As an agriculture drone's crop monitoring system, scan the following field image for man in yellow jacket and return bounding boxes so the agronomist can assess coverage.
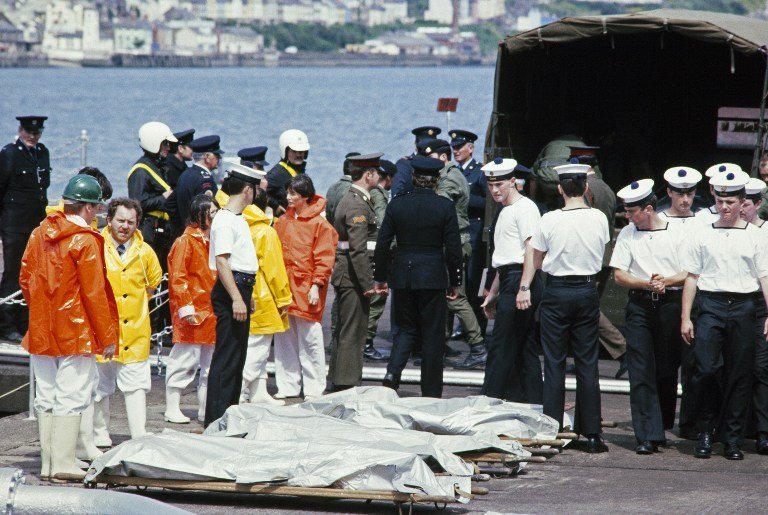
[94,198,163,444]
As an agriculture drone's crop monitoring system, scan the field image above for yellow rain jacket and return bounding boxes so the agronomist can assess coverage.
[100,227,163,363]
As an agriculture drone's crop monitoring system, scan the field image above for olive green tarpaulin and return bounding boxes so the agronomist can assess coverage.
[486,9,768,189]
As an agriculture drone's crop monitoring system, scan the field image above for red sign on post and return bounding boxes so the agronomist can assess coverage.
[437,98,459,112]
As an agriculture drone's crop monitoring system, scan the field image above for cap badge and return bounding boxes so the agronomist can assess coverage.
[450,132,456,138]
[425,147,432,153]
[720,185,727,192]
[489,171,494,177]
[427,129,434,136]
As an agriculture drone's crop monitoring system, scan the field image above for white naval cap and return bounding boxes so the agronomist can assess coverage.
[617,179,655,207]
[663,167,702,191]
[482,157,518,181]
[225,160,266,184]
[553,163,590,178]
[709,169,750,196]
[745,177,766,199]
[705,162,742,178]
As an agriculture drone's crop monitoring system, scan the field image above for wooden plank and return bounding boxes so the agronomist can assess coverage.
[498,436,566,447]
[458,452,547,463]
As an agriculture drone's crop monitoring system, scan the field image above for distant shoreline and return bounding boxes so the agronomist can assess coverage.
[1,52,495,68]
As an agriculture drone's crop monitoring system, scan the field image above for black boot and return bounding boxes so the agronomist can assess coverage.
[757,433,768,455]
[453,344,488,370]
[694,432,713,458]
[382,373,400,390]
[363,339,386,361]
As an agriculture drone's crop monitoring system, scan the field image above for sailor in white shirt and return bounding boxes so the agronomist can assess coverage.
[742,177,768,454]
[479,158,543,403]
[659,166,702,224]
[681,169,768,460]
[695,163,743,224]
[204,161,263,427]
[611,179,688,454]
[532,162,609,453]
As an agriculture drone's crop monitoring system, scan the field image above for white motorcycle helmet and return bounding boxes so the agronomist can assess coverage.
[139,121,177,154]
[278,129,310,160]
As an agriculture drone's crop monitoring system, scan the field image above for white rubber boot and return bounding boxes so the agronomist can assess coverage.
[37,411,52,479]
[50,414,86,481]
[250,378,285,405]
[197,384,207,423]
[124,390,151,439]
[76,403,103,462]
[92,397,112,448]
[164,387,191,424]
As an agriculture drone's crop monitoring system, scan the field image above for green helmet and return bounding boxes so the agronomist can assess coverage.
[62,175,104,205]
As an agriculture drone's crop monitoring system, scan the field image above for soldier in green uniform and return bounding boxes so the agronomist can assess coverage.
[365,160,396,361]
[329,153,383,390]
[422,139,486,368]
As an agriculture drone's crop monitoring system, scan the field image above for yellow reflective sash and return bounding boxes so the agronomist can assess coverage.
[281,161,298,177]
[127,162,170,220]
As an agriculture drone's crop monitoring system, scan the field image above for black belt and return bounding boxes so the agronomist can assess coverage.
[497,263,523,274]
[628,289,682,303]
[547,274,597,285]
[232,271,256,286]
[699,290,759,301]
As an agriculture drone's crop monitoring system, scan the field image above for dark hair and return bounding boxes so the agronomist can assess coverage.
[349,164,375,181]
[288,174,315,200]
[253,187,268,212]
[188,194,218,231]
[633,194,658,211]
[343,152,361,176]
[78,167,113,200]
[221,175,250,196]
[169,141,180,154]
[560,176,587,198]
[107,197,142,222]
[413,174,439,189]
[63,202,85,215]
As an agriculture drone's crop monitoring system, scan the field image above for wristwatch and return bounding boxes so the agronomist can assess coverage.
[519,285,530,292]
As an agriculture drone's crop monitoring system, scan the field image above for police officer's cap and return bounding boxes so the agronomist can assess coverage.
[663,166,701,192]
[449,129,478,148]
[417,138,451,157]
[710,169,750,196]
[411,126,441,142]
[348,152,383,169]
[411,156,444,177]
[173,129,195,146]
[237,146,269,167]
[617,179,655,207]
[189,135,224,155]
[225,161,265,185]
[705,162,741,178]
[16,115,47,133]
[746,177,766,201]
[514,163,531,178]
[379,159,397,176]
[482,157,517,181]
[62,175,105,205]
[567,145,599,164]
[553,162,590,179]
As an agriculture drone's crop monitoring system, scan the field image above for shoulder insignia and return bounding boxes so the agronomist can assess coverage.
[352,215,367,224]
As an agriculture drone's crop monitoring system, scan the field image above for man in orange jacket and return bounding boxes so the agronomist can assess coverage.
[20,175,119,481]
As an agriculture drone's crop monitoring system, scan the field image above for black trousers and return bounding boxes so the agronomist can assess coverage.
[387,289,446,398]
[540,278,601,435]
[0,230,30,335]
[624,290,682,444]
[482,267,543,403]
[694,291,756,444]
[678,296,701,437]
[466,218,487,336]
[204,275,254,427]
[753,302,768,433]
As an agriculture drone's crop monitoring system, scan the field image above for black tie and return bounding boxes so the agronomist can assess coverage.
[117,244,126,256]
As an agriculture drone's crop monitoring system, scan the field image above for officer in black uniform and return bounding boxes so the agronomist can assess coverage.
[265,129,309,217]
[165,129,194,188]
[374,156,463,398]
[391,126,441,197]
[0,115,50,342]
[448,129,488,341]
[238,146,270,172]
[167,135,222,239]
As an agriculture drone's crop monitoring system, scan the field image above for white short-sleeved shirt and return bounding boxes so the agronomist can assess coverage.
[694,205,719,225]
[610,221,685,288]
[681,222,768,293]
[492,196,541,267]
[209,208,258,274]
[532,207,609,276]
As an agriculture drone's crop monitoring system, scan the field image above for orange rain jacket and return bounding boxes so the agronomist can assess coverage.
[167,226,217,345]
[274,195,338,323]
[20,212,119,356]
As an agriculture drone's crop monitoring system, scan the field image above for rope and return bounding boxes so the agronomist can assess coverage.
[0,381,29,400]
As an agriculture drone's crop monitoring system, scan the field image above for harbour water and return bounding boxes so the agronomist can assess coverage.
[1,66,494,197]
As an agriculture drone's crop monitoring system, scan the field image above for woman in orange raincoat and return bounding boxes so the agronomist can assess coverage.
[273,174,338,399]
[164,195,219,423]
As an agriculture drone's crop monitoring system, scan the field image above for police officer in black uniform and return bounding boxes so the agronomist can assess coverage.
[165,128,194,188]
[166,135,221,240]
[391,126,441,197]
[0,115,50,342]
[374,156,463,398]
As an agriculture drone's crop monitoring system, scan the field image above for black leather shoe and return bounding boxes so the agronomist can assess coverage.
[585,434,608,453]
[757,433,768,455]
[363,339,387,361]
[382,373,399,390]
[445,345,461,358]
[1,331,23,343]
[453,344,488,370]
[614,354,628,379]
[723,443,744,460]
[694,432,713,458]
[635,441,654,455]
